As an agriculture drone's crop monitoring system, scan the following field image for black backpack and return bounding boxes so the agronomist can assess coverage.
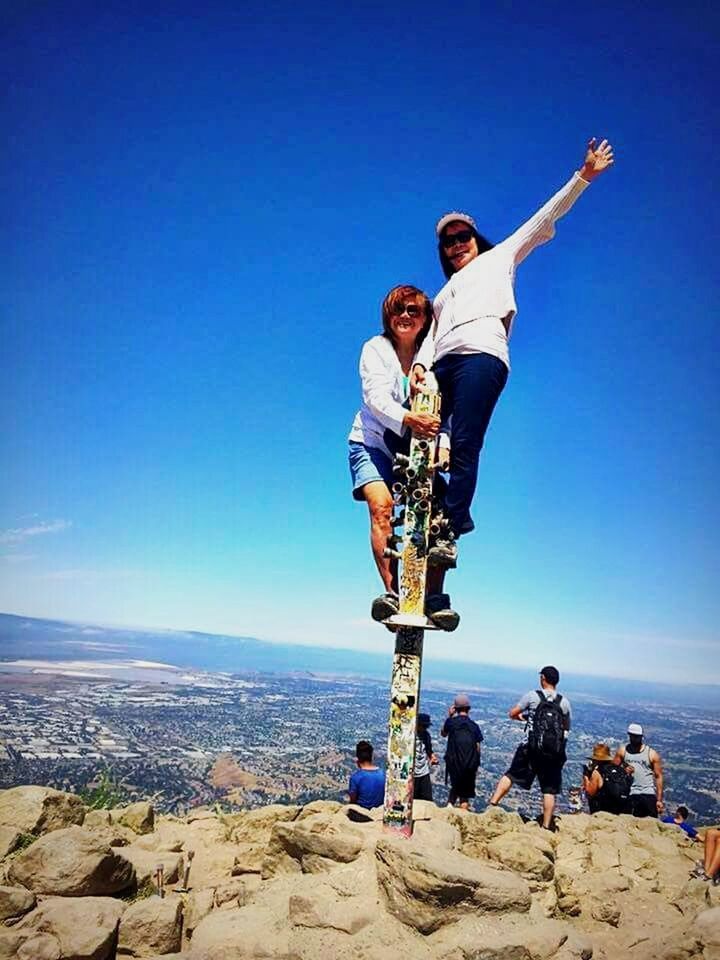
[597,761,632,804]
[445,717,481,778]
[528,691,565,758]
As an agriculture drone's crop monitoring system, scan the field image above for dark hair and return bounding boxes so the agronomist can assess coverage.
[438,224,494,279]
[381,284,433,351]
[676,805,689,820]
[356,740,373,763]
[540,665,560,686]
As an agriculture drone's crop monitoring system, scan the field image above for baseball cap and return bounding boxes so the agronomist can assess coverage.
[454,693,471,709]
[628,723,644,736]
[417,712,431,726]
[540,665,560,686]
[435,211,477,237]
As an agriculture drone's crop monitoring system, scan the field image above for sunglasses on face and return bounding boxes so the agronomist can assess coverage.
[391,304,423,318]
[441,229,474,249]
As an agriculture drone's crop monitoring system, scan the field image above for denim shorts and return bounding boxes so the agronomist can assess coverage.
[348,441,394,501]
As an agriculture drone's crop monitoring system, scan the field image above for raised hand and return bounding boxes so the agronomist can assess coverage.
[580,137,614,181]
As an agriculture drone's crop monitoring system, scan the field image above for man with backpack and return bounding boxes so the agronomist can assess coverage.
[614,723,664,818]
[488,665,571,830]
[582,742,632,814]
[441,694,483,809]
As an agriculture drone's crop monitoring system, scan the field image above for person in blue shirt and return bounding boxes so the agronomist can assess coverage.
[348,740,385,810]
[661,805,698,839]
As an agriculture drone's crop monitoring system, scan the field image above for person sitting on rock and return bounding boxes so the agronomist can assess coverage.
[414,712,439,802]
[348,740,385,810]
[614,723,664,818]
[582,742,632,815]
[488,666,571,831]
[691,827,720,884]
[441,694,483,810]
[661,805,698,839]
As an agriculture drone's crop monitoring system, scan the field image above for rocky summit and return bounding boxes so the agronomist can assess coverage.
[0,786,718,959]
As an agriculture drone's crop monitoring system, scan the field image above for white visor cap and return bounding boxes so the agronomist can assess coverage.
[436,211,477,237]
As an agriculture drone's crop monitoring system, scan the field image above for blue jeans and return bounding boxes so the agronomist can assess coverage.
[434,352,508,536]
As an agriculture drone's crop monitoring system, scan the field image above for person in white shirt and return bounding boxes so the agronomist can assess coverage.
[413,139,615,567]
[348,284,458,630]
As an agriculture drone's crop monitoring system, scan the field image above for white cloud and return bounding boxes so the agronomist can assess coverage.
[0,519,72,545]
[0,553,36,563]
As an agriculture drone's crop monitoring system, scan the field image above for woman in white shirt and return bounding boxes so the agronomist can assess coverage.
[348,284,458,630]
[414,138,615,566]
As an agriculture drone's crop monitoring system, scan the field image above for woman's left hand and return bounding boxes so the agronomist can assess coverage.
[579,138,614,181]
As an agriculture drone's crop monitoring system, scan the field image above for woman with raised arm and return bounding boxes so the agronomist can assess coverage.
[413,139,615,568]
[348,284,458,631]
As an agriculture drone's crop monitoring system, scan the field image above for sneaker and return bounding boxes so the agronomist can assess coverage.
[428,538,458,569]
[371,591,399,622]
[713,873,720,886]
[426,593,460,632]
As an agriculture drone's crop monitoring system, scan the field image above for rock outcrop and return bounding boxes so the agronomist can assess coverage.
[1,784,719,960]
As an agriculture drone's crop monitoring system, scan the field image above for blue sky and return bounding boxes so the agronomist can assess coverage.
[2,0,718,684]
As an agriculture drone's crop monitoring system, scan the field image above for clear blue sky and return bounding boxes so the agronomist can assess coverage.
[2,1,719,683]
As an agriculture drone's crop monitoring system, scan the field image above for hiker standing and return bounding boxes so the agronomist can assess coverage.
[614,723,664,818]
[414,712,438,802]
[489,665,571,831]
[441,694,483,809]
[582,742,632,815]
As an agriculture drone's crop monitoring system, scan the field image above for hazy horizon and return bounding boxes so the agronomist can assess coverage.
[2,611,718,710]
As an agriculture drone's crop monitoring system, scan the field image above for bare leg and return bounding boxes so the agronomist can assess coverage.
[705,828,720,875]
[363,481,395,592]
[489,775,513,806]
[542,793,556,829]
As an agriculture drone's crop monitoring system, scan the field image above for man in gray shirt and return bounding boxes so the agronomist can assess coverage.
[489,665,571,830]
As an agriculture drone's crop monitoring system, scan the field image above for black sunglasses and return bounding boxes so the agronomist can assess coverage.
[441,228,474,249]
[391,303,423,318]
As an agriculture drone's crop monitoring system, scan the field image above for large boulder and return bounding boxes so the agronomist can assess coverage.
[115,845,183,886]
[295,800,342,821]
[0,883,35,921]
[231,805,300,844]
[692,906,720,959]
[429,915,587,960]
[288,884,374,934]
[262,814,364,879]
[117,894,183,956]
[0,786,85,836]
[0,827,21,860]
[8,825,135,896]
[190,904,293,959]
[110,802,155,836]
[12,895,123,960]
[486,830,555,881]
[0,932,23,960]
[375,837,531,934]
[184,887,215,938]
[449,805,524,859]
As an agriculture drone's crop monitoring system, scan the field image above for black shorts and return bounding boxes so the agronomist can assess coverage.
[413,773,433,802]
[447,768,478,800]
[505,742,565,796]
[630,793,658,818]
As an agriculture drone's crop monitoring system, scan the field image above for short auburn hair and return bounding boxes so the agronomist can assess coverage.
[381,284,433,351]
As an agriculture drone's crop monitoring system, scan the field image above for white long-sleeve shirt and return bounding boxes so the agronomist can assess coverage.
[348,335,410,457]
[415,172,590,372]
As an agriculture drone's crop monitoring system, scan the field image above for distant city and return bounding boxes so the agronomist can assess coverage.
[1,612,718,824]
